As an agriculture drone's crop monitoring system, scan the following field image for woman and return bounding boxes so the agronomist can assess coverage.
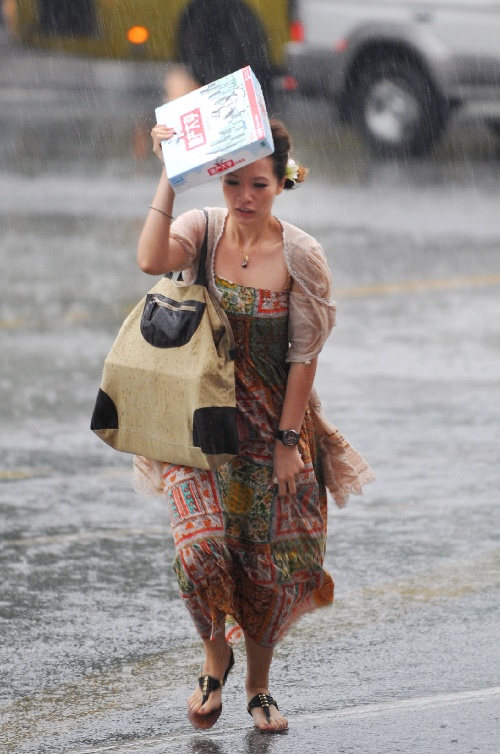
[136,119,373,732]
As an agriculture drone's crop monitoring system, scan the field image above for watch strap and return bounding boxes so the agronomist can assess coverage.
[276,429,300,446]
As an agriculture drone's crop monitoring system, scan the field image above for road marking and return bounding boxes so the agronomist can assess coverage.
[0,469,41,480]
[299,685,500,721]
[337,272,500,298]
[0,467,53,481]
[54,687,500,753]
[1,275,499,333]
[0,466,130,485]
[0,316,25,329]
[3,526,166,547]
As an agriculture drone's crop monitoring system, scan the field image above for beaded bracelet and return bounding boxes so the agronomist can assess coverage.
[148,205,174,220]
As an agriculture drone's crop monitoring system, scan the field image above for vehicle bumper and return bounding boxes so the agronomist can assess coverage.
[286,42,500,110]
[285,42,343,98]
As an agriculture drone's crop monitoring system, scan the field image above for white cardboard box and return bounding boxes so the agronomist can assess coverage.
[155,66,274,193]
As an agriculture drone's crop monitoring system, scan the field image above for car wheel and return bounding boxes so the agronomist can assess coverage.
[351,56,448,157]
[178,0,272,104]
[486,120,500,138]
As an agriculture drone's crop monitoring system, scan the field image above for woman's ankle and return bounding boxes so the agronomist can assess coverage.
[202,638,231,678]
[245,683,270,699]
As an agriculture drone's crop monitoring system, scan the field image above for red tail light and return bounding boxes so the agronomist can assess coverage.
[289,20,305,43]
[282,75,298,91]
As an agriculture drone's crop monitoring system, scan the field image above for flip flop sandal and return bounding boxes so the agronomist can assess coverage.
[222,647,235,685]
[247,692,287,732]
[187,648,235,730]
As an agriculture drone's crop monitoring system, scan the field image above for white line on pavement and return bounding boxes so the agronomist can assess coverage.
[4,526,166,547]
[60,686,500,754]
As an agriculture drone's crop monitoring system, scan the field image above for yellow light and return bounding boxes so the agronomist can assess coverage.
[127,26,149,45]
[2,0,19,38]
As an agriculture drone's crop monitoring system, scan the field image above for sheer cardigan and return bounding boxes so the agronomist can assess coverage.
[133,207,374,507]
[170,207,336,363]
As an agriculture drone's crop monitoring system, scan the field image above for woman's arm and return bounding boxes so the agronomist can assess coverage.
[137,125,187,275]
[273,357,318,497]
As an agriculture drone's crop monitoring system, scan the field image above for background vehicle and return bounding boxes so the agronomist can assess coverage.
[2,0,295,101]
[286,0,500,156]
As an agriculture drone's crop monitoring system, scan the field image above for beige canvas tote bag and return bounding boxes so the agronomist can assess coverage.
[91,210,239,469]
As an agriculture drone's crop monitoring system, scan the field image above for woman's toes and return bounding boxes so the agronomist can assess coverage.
[188,686,222,716]
[250,705,288,731]
[187,689,203,713]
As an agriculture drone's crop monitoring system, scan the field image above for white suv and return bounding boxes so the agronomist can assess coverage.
[286,0,500,156]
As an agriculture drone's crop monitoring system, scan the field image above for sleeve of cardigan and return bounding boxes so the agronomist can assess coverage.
[286,240,337,363]
[169,208,206,270]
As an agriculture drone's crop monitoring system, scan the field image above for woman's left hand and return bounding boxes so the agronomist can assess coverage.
[272,443,305,497]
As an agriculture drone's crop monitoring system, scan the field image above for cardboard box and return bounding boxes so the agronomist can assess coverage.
[155,66,274,193]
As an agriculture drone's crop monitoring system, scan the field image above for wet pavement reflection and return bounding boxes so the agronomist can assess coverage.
[1,29,500,754]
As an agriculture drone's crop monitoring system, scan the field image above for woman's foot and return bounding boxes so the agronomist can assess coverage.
[247,690,288,732]
[187,643,234,719]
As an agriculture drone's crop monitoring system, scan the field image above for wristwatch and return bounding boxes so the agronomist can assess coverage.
[276,429,300,446]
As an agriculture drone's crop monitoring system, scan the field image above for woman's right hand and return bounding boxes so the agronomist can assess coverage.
[151,125,176,163]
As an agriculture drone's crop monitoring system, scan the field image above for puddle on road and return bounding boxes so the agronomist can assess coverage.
[2,547,499,753]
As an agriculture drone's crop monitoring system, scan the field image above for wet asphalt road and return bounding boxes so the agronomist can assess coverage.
[1,30,500,754]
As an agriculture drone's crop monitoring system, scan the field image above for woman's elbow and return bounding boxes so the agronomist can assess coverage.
[137,258,154,275]
[137,247,161,275]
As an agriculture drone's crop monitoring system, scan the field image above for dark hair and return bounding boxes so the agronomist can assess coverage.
[270,118,308,189]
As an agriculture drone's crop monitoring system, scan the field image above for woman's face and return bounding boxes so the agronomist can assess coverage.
[222,157,285,225]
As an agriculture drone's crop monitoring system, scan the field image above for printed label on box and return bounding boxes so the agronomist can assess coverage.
[243,67,264,140]
[208,159,235,176]
[156,66,273,193]
[181,108,206,151]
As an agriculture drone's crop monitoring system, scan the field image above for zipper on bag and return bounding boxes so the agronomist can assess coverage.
[152,296,197,313]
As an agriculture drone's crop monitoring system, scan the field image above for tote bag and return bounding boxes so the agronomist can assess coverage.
[91,211,239,469]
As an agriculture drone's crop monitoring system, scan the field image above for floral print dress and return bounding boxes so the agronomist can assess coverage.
[162,275,334,648]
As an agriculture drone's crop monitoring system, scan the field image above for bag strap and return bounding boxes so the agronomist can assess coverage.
[194,209,209,287]
[165,209,209,285]
[193,208,237,360]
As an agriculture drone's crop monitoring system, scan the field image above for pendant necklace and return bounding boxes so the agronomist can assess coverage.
[242,253,250,268]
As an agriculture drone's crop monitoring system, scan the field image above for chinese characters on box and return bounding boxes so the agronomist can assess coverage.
[155,67,274,193]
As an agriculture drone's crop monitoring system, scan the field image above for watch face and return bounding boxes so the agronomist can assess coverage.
[281,430,300,446]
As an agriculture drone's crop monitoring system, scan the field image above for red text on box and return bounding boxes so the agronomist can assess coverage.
[181,108,206,151]
[208,159,235,176]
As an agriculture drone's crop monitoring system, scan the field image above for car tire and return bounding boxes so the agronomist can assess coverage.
[178,0,273,104]
[351,56,448,157]
[486,120,500,138]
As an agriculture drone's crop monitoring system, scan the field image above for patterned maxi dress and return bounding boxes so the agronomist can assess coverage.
[162,275,334,648]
